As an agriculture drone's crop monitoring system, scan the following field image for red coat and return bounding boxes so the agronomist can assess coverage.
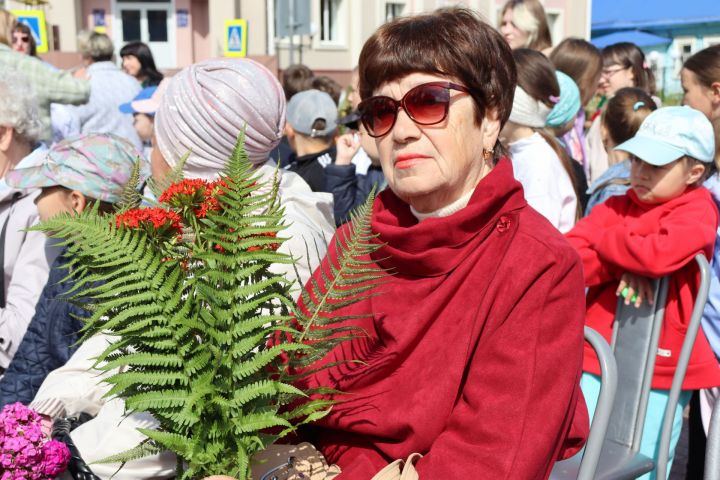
[299,159,588,479]
[565,187,720,390]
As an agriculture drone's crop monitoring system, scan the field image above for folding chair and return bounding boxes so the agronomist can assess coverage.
[551,326,618,480]
[552,254,710,480]
[706,393,720,480]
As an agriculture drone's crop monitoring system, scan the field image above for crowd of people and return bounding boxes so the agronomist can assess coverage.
[0,1,719,479]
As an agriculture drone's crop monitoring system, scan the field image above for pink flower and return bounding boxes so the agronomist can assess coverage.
[40,440,70,477]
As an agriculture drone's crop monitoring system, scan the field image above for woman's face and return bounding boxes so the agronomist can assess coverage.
[598,63,634,97]
[12,30,31,55]
[500,9,529,50]
[372,72,499,213]
[681,68,718,121]
[122,55,142,78]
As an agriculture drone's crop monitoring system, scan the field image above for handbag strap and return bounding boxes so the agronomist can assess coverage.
[0,192,22,309]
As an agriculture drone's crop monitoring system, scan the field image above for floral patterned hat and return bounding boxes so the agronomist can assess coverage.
[6,133,144,203]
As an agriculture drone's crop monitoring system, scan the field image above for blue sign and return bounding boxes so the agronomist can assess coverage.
[19,17,40,44]
[177,9,189,28]
[93,9,105,27]
[224,19,247,57]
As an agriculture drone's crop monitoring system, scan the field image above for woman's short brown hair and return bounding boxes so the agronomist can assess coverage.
[358,7,517,133]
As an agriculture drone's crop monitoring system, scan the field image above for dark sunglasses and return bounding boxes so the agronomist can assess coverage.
[358,81,470,138]
[13,35,30,44]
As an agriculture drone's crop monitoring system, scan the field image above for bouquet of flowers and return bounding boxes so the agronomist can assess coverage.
[0,403,70,480]
[36,135,385,480]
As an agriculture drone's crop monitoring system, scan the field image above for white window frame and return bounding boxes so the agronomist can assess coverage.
[315,0,346,48]
[544,8,563,47]
[673,36,697,76]
[704,35,720,48]
[384,1,406,23]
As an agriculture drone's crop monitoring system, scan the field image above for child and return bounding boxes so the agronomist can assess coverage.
[585,87,656,214]
[681,44,720,477]
[0,133,142,407]
[586,42,656,183]
[119,79,168,160]
[566,106,720,479]
[501,48,579,232]
[285,89,338,192]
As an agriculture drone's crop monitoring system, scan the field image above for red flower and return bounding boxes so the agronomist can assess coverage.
[159,179,209,204]
[116,208,183,233]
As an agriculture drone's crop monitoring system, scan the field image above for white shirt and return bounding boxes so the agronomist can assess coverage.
[508,132,577,233]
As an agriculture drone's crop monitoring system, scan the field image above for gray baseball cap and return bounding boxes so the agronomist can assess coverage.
[287,89,338,137]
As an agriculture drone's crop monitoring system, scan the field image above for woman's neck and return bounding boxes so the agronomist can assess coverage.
[502,121,535,144]
[0,138,32,179]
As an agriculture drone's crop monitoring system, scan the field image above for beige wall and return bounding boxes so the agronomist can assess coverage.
[208,0,237,58]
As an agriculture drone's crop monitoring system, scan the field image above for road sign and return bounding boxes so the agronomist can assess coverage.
[11,9,48,53]
[224,19,248,58]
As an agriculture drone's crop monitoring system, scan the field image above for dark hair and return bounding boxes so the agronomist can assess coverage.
[602,87,656,146]
[282,64,314,101]
[684,45,720,90]
[501,0,553,51]
[602,42,656,95]
[513,48,581,220]
[12,22,36,56]
[119,41,163,86]
[358,7,516,161]
[307,75,342,104]
[550,38,602,107]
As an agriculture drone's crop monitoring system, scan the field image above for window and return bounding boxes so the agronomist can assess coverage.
[385,2,404,22]
[320,0,341,42]
[147,9,168,42]
[545,10,562,46]
[121,10,141,42]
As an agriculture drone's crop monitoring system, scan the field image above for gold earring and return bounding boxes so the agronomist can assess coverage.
[482,148,494,161]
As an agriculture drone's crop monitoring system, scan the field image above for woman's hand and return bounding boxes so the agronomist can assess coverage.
[335,132,361,166]
[616,272,654,308]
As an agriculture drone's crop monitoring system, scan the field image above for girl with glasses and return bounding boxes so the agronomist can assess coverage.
[586,42,657,184]
[11,22,35,57]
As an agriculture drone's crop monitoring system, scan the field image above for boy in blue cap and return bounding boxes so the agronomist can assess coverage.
[0,133,143,407]
[566,106,719,478]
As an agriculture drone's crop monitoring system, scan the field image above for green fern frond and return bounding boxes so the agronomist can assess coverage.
[116,158,144,213]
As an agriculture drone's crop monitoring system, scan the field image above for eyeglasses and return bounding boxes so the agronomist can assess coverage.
[358,81,470,138]
[12,35,30,44]
[601,66,627,79]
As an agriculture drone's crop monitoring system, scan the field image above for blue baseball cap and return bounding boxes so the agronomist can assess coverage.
[615,106,715,166]
[119,86,158,115]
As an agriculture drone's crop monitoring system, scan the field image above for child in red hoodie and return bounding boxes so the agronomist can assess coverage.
[566,105,720,479]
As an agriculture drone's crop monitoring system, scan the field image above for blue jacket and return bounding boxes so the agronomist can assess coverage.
[325,163,385,226]
[703,175,720,360]
[584,160,631,216]
[0,252,87,406]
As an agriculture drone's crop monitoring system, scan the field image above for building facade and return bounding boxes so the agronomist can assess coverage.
[4,0,590,80]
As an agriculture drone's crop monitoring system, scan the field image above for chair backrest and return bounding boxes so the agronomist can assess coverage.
[606,276,670,451]
[706,392,720,480]
[656,254,711,479]
[576,326,618,480]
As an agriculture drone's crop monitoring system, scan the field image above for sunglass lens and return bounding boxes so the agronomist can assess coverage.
[362,97,397,137]
[405,85,449,125]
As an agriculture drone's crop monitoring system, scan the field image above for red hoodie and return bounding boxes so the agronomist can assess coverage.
[299,159,588,479]
[566,187,720,390]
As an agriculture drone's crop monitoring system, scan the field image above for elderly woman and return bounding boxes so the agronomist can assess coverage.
[0,67,61,370]
[281,8,587,479]
[30,58,335,479]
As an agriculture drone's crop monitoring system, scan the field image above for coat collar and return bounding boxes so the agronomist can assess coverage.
[370,158,527,277]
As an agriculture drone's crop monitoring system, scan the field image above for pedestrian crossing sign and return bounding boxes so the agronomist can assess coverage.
[224,19,248,58]
[11,10,49,54]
